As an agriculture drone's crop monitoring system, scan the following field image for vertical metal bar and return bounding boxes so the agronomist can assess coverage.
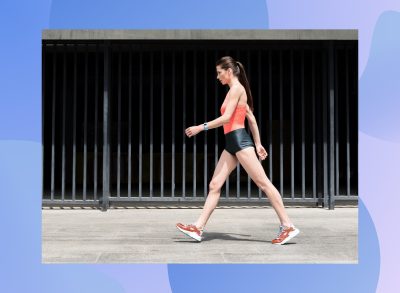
[42,45,46,199]
[226,141,230,196]
[161,51,165,197]
[204,50,208,198]
[94,46,99,201]
[193,51,197,197]
[236,49,240,199]
[345,49,351,196]
[182,51,186,198]
[301,50,305,199]
[312,50,317,199]
[290,50,295,199]
[72,47,77,202]
[83,47,88,201]
[226,164,230,198]
[354,46,358,197]
[117,50,121,198]
[279,50,284,197]
[139,52,143,198]
[322,48,328,207]
[102,43,110,211]
[225,49,231,199]
[237,135,241,195]
[213,50,221,196]
[258,49,262,199]
[335,48,339,197]
[150,51,154,197]
[50,49,56,202]
[128,50,132,198]
[214,51,218,172]
[247,50,251,198]
[226,144,230,195]
[62,52,66,202]
[172,52,176,198]
[268,50,273,182]
[328,42,335,209]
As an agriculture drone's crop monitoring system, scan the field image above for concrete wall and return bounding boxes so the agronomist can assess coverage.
[42,29,357,40]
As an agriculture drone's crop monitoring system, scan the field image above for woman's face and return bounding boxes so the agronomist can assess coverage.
[216,65,232,85]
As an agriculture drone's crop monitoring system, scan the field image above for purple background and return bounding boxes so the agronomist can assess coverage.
[1,0,399,292]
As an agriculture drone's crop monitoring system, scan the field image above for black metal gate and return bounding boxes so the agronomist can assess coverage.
[42,36,358,210]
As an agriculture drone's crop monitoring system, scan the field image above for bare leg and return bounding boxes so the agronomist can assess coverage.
[194,150,238,229]
[235,147,293,227]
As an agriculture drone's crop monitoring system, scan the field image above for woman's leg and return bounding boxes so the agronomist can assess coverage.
[194,150,238,229]
[235,147,293,227]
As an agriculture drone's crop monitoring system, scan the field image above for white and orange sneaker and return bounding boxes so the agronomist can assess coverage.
[176,223,203,242]
[272,225,300,245]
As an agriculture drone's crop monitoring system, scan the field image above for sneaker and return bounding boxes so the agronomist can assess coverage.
[272,225,300,245]
[176,223,203,242]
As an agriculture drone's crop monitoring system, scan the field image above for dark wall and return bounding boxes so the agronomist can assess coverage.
[42,40,358,205]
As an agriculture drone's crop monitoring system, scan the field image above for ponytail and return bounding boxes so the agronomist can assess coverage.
[236,61,254,112]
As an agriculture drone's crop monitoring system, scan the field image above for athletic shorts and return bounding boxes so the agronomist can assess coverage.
[224,128,255,155]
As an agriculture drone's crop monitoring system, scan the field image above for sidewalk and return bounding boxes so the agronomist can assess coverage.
[42,205,358,264]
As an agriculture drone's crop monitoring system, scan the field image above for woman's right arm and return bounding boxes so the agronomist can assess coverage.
[185,86,242,137]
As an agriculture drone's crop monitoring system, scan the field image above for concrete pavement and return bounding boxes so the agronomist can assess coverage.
[42,205,357,264]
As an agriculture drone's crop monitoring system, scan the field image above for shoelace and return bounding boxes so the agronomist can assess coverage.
[276,226,284,238]
[189,224,204,232]
[276,225,296,238]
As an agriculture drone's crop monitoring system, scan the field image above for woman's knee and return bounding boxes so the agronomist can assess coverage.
[259,182,282,200]
[209,178,223,193]
[260,185,271,196]
[257,180,274,195]
[252,176,268,191]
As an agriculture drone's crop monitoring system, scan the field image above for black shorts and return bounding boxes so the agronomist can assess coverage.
[225,128,255,155]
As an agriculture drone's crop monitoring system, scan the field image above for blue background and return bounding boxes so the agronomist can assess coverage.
[1,0,399,292]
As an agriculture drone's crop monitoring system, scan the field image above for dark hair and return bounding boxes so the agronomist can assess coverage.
[216,56,254,112]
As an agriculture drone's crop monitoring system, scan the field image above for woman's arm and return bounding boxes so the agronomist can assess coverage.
[246,108,268,160]
[246,108,261,146]
[185,86,243,137]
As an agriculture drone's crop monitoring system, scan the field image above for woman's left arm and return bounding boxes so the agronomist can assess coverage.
[246,108,268,160]
[246,108,261,146]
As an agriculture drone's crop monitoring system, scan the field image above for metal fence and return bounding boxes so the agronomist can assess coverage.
[42,40,358,210]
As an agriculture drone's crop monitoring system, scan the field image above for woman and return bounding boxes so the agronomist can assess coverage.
[176,56,299,245]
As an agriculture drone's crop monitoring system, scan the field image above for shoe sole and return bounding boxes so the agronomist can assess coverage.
[273,228,300,245]
[176,226,202,242]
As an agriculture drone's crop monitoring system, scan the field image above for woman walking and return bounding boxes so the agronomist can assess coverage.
[176,56,299,245]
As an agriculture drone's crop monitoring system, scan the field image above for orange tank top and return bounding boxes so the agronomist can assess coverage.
[220,100,247,134]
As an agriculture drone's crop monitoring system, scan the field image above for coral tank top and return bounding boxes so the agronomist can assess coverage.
[220,99,247,134]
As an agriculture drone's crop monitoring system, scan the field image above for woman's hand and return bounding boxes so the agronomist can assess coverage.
[256,144,268,161]
[185,125,202,138]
